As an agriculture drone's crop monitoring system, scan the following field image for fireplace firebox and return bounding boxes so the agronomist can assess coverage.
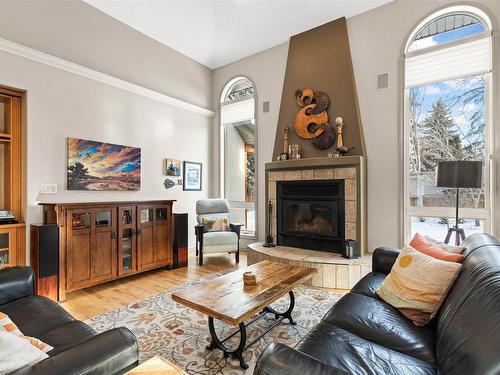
[277,180,345,253]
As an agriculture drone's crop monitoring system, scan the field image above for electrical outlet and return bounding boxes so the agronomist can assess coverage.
[40,184,58,194]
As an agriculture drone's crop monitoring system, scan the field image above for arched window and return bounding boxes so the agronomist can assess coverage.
[403,6,493,241]
[220,77,256,237]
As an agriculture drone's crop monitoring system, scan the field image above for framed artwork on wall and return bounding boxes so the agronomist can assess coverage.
[67,137,141,191]
[165,158,182,176]
[183,161,202,191]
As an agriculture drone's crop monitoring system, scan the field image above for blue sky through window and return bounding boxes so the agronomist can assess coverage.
[410,76,484,148]
[410,23,485,51]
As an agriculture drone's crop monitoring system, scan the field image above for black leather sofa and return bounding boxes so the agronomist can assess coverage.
[0,266,139,375]
[255,233,500,375]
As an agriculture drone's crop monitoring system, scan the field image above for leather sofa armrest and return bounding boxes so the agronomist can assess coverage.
[229,223,242,238]
[11,327,139,375]
[0,266,34,305]
[372,247,401,274]
[254,343,350,375]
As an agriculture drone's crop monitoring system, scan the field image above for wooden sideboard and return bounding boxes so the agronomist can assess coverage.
[40,200,175,301]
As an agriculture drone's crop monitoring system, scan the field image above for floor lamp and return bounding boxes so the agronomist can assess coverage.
[436,160,482,245]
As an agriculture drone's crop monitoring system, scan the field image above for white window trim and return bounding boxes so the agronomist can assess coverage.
[402,7,494,244]
[219,77,258,239]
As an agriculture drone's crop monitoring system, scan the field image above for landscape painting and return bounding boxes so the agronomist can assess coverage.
[67,138,141,191]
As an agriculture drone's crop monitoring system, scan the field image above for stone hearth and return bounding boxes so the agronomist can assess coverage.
[247,243,371,289]
[265,155,366,254]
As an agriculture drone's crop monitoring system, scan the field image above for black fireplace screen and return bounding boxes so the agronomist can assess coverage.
[277,180,345,253]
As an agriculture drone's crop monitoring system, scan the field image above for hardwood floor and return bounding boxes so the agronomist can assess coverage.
[61,252,246,320]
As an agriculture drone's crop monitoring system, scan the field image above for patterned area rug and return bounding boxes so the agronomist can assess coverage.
[86,272,341,374]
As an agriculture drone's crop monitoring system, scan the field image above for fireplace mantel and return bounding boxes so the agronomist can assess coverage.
[266,155,363,171]
[265,155,366,255]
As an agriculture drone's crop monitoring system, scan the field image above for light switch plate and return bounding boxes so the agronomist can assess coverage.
[40,184,58,194]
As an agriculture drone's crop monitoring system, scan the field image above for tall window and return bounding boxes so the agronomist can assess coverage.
[220,77,256,237]
[404,7,493,240]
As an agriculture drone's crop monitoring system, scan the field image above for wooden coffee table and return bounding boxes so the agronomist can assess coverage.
[171,260,316,369]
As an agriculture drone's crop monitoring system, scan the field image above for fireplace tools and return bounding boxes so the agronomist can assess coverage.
[263,200,276,247]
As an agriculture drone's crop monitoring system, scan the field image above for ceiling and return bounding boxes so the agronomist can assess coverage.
[84,0,392,69]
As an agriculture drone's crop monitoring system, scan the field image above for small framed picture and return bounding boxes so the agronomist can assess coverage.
[165,158,182,176]
[183,161,202,191]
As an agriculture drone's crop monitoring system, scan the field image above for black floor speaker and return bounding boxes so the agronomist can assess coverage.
[173,213,188,268]
[30,224,59,301]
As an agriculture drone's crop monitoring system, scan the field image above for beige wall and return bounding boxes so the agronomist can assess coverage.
[0,50,212,253]
[213,0,500,250]
[212,43,289,239]
[0,1,214,260]
[0,0,212,108]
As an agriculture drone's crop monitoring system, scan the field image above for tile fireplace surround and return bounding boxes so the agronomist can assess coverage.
[248,156,369,289]
[265,155,366,254]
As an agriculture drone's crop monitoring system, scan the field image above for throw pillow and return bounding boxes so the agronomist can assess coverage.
[410,233,464,263]
[424,235,465,254]
[0,312,53,353]
[0,331,48,374]
[202,217,229,232]
[376,245,462,326]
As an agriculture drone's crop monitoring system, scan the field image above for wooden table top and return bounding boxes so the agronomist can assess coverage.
[171,260,316,325]
[126,356,188,375]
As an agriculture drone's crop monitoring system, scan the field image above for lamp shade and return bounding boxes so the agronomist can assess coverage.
[436,161,482,189]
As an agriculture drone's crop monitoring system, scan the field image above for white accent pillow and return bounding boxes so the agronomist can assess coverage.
[0,331,48,374]
[424,235,465,254]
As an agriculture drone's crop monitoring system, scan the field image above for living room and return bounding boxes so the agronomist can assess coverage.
[0,0,499,374]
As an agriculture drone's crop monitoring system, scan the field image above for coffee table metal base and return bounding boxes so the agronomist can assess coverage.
[206,290,296,369]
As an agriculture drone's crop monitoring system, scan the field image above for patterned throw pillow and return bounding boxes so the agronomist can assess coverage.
[376,245,462,326]
[423,235,465,255]
[410,233,464,263]
[0,312,53,353]
[202,217,230,232]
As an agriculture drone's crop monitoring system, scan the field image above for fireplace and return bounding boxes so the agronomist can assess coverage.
[277,180,345,253]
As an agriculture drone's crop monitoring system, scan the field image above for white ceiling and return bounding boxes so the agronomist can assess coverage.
[85,0,392,69]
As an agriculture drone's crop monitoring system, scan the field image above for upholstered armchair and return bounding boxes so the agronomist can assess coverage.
[195,199,242,266]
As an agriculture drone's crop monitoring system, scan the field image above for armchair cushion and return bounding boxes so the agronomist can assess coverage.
[202,231,238,254]
[202,216,230,232]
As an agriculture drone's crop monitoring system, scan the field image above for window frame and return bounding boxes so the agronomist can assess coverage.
[219,76,258,239]
[401,6,494,243]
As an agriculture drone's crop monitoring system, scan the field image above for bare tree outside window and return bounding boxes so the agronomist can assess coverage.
[408,75,486,210]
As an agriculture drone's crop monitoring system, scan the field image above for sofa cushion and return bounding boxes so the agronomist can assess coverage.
[0,296,74,338]
[0,331,48,374]
[296,323,436,375]
[323,292,436,364]
[376,245,462,326]
[350,272,386,298]
[410,233,464,262]
[40,320,97,356]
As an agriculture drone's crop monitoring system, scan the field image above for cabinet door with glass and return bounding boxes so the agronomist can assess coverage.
[0,228,16,269]
[118,206,137,276]
[137,206,155,271]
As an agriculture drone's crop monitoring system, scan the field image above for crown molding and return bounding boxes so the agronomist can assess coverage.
[0,37,215,117]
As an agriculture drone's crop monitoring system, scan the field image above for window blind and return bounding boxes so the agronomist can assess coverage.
[221,98,254,124]
[405,35,491,88]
